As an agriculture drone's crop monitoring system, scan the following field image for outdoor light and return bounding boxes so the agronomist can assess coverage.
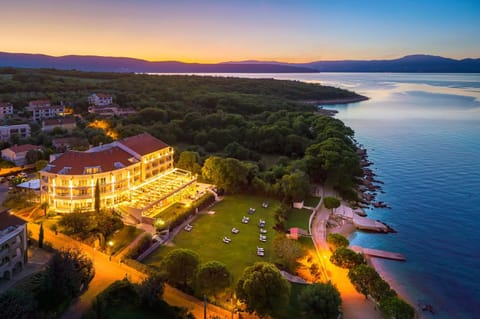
[108,241,114,247]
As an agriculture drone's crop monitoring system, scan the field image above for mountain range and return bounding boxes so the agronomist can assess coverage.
[1,52,479,73]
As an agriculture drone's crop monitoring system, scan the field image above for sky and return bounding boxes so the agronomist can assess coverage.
[1,0,479,63]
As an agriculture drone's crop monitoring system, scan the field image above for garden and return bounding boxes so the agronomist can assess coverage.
[143,194,280,282]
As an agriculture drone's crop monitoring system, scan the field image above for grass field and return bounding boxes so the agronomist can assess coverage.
[284,208,312,231]
[143,194,280,282]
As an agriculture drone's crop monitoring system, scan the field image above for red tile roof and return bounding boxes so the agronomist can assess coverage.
[47,147,134,175]
[43,117,76,126]
[119,132,169,156]
[94,93,112,99]
[29,99,50,106]
[8,144,41,154]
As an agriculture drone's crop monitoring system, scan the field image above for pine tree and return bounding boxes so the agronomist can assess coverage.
[39,223,44,248]
[94,179,100,213]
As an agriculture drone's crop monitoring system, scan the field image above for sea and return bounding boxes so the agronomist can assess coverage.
[158,72,480,318]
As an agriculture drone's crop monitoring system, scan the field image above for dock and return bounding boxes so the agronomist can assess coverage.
[351,246,406,261]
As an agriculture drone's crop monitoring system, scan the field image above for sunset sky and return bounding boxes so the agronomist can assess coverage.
[1,0,479,63]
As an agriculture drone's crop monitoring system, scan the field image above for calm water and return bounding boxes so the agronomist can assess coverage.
[160,72,480,318]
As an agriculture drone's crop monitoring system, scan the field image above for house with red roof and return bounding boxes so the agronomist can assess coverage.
[1,144,42,166]
[88,93,113,107]
[42,117,77,132]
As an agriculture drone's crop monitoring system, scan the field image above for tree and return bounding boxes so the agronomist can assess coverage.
[35,159,48,171]
[326,233,349,251]
[236,262,290,318]
[161,249,200,290]
[40,201,49,216]
[379,296,415,319]
[38,223,44,248]
[58,212,93,236]
[38,248,94,308]
[347,264,380,298]
[272,235,304,273]
[279,170,311,202]
[137,273,165,308]
[370,278,396,303]
[298,282,341,319]
[330,247,365,269]
[94,179,100,213]
[176,151,202,175]
[0,289,37,319]
[323,197,341,214]
[201,156,249,193]
[196,261,232,298]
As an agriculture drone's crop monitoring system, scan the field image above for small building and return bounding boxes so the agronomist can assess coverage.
[0,124,31,142]
[52,137,90,152]
[28,99,51,110]
[1,144,42,166]
[88,93,113,107]
[42,117,77,132]
[0,102,14,119]
[88,104,136,117]
[32,105,65,121]
[0,210,28,280]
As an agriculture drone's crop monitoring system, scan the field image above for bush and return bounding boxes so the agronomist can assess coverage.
[330,247,365,269]
[326,233,349,251]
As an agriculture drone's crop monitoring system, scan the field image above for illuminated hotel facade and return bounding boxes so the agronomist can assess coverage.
[40,133,196,214]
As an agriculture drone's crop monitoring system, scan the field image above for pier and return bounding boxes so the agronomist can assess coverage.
[351,246,406,261]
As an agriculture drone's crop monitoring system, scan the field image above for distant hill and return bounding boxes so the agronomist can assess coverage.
[0,52,317,73]
[0,52,479,73]
[299,55,480,73]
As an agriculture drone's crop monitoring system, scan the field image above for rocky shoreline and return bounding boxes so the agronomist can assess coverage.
[355,145,392,211]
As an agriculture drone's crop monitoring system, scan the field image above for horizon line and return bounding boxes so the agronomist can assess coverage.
[1,50,479,64]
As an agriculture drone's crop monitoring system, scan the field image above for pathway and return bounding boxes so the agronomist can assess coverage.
[309,186,382,319]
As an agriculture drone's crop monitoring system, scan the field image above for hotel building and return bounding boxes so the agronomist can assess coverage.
[40,133,196,215]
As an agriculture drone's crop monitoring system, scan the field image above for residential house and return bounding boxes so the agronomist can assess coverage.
[88,93,113,107]
[0,124,31,142]
[0,210,28,280]
[1,144,42,166]
[52,137,89,152]
[0,102,14,119]
[32,105,65,121]
[28,99,51,111]
[42,117,77,132]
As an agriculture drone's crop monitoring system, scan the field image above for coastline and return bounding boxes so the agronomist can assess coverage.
[303,95,369,105]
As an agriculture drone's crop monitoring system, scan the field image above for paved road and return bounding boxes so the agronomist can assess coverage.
[28,223,145,319]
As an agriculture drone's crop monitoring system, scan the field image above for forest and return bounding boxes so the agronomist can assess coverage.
[0,67,364,199]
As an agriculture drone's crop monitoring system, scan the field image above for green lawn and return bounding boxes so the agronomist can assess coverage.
[303,195,321,207]
[143,194,280,283]
[284,208,312,231]
[109,225,144,255]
